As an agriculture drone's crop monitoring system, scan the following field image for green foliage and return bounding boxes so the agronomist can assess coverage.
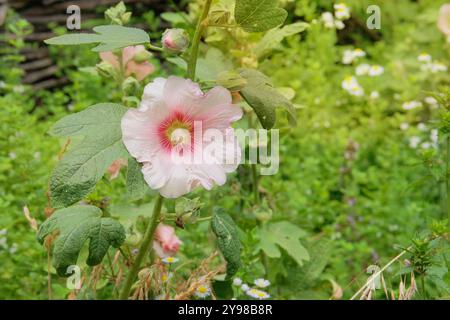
[238,68,297,128]
[44,25,150,52]
[254,22,309,58]
[256,221,309,266]
[211,207,242,279]
[37,205,125,276]
[235,0,288,32]
[49,103,128,208]
[126,157,148,200]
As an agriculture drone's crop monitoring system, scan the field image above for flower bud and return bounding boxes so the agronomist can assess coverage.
[95,61,116,78]
[122,76,140,96]
[105,1,132,25]
[133,49,153,63]
[162,28,190,53]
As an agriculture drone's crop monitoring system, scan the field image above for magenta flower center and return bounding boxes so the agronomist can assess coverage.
[157,111,195,152]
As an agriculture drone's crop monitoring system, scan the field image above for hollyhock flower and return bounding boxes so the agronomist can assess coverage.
[437,4,450,38]
[99,45,154,81]
[153,223,182,258]
[121,76,243,198]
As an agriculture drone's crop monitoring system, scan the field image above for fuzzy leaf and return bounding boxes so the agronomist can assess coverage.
[37,205,125,276]
[235,0,287,32]
[211,207,242,279]
[126,157,148,200]
[44,25,150,52]
[238,68,297,129]
[257,221,309,266]
[49,103,128,208]
[254,22,309,58]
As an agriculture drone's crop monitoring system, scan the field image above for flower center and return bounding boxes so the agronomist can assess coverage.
[157,111,195,152]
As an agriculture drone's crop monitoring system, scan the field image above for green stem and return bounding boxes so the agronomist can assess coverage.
[420,275,427,299]
[251,164,260,205]
[147,44,163,52]
[252,163,269,276]
[446,134,450,226]
[187,0,213,80]
[119,195,164,300]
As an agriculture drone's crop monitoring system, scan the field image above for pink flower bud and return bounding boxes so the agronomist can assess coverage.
[153,223,182,258]
[162,28,190,53]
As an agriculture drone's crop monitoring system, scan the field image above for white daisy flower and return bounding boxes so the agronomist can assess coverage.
[233,278,243,286]
[341,76,358,90]
[246,288,271,300]
[352,48,366,58]
[409,136,421,149]
[241,283,250,292]
[0,229,7,236]
[195,284,211,298]
[348,85,364,96]
[402,101,422,110]
[424,96,438,106]
[431,129,439,144]
[162,256,179,264]
[370,91,380,99]
[342,49,356,64]
[368,65,384,76]
[334,3,351,20]
[335,20,345,30]
[9,243,18,254]
[254,278,270,288]
[321,12,335,29]
[161,272,173,283]
[8,152,17,160]
[417,53,432,63]
[417,123,427,131]
[400,123,409,131]
[421,142,431,149]
[355,63,371,75]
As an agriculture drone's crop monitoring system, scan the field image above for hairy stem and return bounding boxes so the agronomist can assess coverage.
[446,134,450,226]
[119,195,164,300]
[187,0,213,80]
[251,164,260,204]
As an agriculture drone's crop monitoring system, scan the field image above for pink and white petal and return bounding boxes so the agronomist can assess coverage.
[199,103,243,130]
[192,163,227,189]
[196,86,232,112]
[141,155,173,189]
[121,106,168,162]
[122,45,139,65]
[163,76,204,113]
[140,78,167,111]
[126,61,154,81]
[157,165,193,198]
[99,51,120,69]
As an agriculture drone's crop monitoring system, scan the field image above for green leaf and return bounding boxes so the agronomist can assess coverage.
[235,0,287,32]
[257,221,309,266]
[211,207,242,279]
[196,48,233,81]
[37,205,125,276]
[44,25,150,52]
[254,22,309,58]
[238,68,297,129]
[49,103,128,208]
[126,157,148,200]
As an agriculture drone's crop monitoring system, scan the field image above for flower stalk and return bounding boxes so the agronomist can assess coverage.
[119,194,164,300]
[187,0,213,80]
